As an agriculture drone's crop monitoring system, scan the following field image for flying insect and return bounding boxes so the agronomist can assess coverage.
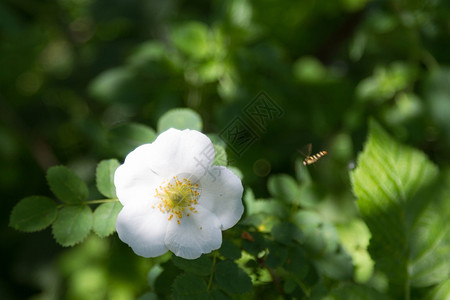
[301,143,327,166]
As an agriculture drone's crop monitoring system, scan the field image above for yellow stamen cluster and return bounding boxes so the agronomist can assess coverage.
[153,176,200,225]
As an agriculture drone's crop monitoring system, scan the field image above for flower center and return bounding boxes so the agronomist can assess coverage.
[154,175,200,224]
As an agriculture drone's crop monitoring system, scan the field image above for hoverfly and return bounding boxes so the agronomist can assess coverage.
[300,143,327,166]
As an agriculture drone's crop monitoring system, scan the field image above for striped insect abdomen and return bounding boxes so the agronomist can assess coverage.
[302,150,327,166]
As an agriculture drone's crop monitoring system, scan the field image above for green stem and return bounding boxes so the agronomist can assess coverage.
[57,198,119,208]
[85,198,119,205]
[405,261,411,300]
[207,252,218,291]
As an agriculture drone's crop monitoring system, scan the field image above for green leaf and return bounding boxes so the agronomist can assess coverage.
[209,289,231,300]
[172,273,211,300]
[351,120,442,293]
[267,174,299,204]
[356,62,418,102]
[314,248,354,280]
[330,282,390,300]
[212,144,227,166]
[244,189,289,219]
[172,255,212,276]
[337,219,374,283]
[424,279,450,300]
[47,166,88,204]
[9,196,57,232]
[157,108,202,132]
[108,123,156,158]
[219,239,241,260]
[293,210,339,255]
[88,67,135,102]
[96,159,120,198]
[136,292,158,300]
[170,22,211,60]
[409,192,450,287]
[266,241,288,269]
[92,202,123,238]
[271,222,302,246]
[52,206,93,247]
[285,246,309,280]
[155,260,179,296]
[215,260,252,295]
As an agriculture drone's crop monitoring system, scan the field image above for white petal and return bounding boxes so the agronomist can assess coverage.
[114,144,164,205]
[198,166,244,230]
[165,207,222,259]
[116,200,169,258]
[148,128,215,179]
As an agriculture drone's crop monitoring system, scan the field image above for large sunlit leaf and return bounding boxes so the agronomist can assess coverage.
[92,202,122,238]
[47,166,88,204]
[96,159,120,198]
[157,108,203,133]
[52,206,93,247]
[351,120,445,294]
[9,196,57,232]
[424,279,450,300]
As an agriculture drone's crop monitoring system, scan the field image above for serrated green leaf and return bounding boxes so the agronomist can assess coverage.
[47,166,88,204]
[409,193,450,287]
[9,196,57,232]
[172,273,211,300]
[351,120,442,293]
[209,289,231,300]
[267,174,299,204]
[219,239,241,260]
[157,108,202,132]
[241,231,267,256]
[96,159,120,198]
[52,206,93,247]
[92,202,122,238]
[155,260,179,296]
[215,260,252,294]
[108,123,156,158]
[172,255,212,276]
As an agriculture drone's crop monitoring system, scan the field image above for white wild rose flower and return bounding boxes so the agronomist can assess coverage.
[114,128,244,259]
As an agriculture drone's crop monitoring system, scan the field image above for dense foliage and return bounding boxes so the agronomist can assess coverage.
[2,0,450,299]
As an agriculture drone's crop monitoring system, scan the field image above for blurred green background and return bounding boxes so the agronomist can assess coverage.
[1,0,450,299]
